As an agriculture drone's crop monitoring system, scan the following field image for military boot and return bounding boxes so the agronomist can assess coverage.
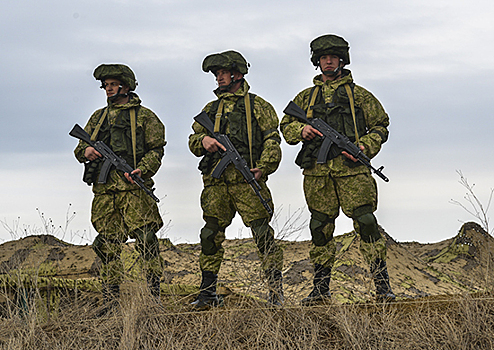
[265,269,284,307]
[301,264,331,306]
[147,274,161,301]
[97,283,120,317]
[190,271,220,310]
[370,258,396,302]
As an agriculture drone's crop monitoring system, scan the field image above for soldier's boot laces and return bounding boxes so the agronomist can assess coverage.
[371,258,396,302]
[266,269,284,307]
[301,264,332,306]
[191,271,220,310]
[97,284,120,317]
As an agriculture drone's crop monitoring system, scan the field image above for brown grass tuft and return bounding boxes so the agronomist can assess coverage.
[1,284,493,349]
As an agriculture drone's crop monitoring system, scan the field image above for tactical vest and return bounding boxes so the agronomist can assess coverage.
[198,93,263,175]
[295,83,367,169]
[83,106,145,184]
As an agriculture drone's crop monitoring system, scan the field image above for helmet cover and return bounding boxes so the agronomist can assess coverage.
[202,50,249,75]
[93,64,137,90]
[310,34,350,66]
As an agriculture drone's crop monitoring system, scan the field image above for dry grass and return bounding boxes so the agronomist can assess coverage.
[1,284,493,350]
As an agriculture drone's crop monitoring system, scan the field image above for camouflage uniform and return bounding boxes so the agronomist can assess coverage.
[281,71,389,267]
[74,92,166,286]
[281,34,394,302]
[189,80,283,274]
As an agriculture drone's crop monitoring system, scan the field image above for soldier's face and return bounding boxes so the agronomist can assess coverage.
[320,54,343,80]
[215,69,243,92]
[215,69,233,88]
[103,78,129,98]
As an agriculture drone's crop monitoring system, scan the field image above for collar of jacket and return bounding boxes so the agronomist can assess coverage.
[107,92,142,110]
[213,79,250,99]
[313,69,354,88]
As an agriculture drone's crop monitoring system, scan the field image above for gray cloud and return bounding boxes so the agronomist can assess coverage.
[1,0,493,244]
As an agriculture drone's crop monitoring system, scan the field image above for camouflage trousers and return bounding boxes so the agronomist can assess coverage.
[198,180,283,274]
[303,173,387,270]
[91,190,164,285]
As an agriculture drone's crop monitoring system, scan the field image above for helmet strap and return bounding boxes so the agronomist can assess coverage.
[320,59,344,78]
[108,85,129,103]
[218,75,244,92]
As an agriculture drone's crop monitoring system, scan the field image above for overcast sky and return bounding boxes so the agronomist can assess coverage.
[1,0,493,246]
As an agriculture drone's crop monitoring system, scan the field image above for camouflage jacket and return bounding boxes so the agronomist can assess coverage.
[74,93,166,194]
[189,80,281,185]
[280,71,389,177]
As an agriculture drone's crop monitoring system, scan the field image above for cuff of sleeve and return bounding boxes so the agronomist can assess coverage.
[295,123,307,142]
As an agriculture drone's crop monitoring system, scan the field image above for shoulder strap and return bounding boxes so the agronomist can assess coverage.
[130,107,137,168]
[244,93,254,169]
[214,99,224,133]
[343,84,360,145]
[307,86,320,119]
[90,108,108,141]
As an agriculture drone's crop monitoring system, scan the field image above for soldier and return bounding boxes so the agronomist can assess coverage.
[281,34,395,304]
[74,64,166,313]
[188,51,283,308]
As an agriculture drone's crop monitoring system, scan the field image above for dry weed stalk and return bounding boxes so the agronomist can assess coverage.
[450,170,494,290]
[450,170,493,235]
[1,289,494,349]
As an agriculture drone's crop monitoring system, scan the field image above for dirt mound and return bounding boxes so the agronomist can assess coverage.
[0,222,493,305]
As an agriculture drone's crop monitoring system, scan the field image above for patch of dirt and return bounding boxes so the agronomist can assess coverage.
[1,222,493,304]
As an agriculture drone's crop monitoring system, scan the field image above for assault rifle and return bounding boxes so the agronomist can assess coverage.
[193,111,273,215]
[69,124,160,202]
[283,101,389,182]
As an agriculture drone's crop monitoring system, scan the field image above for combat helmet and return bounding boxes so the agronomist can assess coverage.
[93,64,138,90]
[310,34,350,66]
[202,50,250,75]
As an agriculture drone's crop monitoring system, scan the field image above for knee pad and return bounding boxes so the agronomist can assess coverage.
[309,210,334,247]
[354,208,381,243]
[250,218,274,255]
[93,234,121,264]
[200,216,220,256]
[135,226,160,260]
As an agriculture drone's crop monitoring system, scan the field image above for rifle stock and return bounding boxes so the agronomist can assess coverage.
[283,101,309,122]
[69,124,93,145]
[194,111,216,135]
